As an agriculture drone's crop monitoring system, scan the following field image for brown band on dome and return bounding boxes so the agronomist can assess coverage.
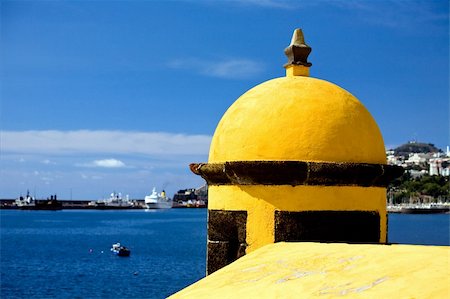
[189,161,403,187]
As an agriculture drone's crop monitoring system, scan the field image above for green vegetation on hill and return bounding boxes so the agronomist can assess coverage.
[389,173,450,204]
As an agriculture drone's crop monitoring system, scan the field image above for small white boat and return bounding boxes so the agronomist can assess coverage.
[111,242,130,257]
[144,188,172,209]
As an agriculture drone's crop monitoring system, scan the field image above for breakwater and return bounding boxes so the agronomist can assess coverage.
[0,199,206,210]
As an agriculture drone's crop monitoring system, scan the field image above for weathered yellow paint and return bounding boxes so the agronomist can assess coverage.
[209,76,386,164]
[209,185,387,253]
[169,242,450,299]
[285,65,310,77]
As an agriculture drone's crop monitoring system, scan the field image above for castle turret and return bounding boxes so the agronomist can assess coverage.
[190,29,403,275]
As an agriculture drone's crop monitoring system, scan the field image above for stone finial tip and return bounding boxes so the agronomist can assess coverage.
[284,28,312,68]
[290,29,306,47]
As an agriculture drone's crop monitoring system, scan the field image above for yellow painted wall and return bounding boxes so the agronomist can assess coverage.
[209,185,387,253]
[169,242,450,299]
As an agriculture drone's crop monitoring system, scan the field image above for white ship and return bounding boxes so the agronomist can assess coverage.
[15,191,35,208]
[144,188,172,209]
[89,192,134,209]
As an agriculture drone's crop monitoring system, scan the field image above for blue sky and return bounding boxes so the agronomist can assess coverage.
[1,0,448,200]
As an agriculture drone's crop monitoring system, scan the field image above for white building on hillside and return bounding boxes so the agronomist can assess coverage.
[405,153,431,166]
[429,157,450,176]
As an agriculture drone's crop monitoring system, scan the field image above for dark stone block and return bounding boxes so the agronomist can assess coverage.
[207,241,230,275]
[306,162,383,187]
[373,165,406,186]
[208,210,247,242]
[274,210,380,243]
[207,210,247,275]
[225,161,308,185]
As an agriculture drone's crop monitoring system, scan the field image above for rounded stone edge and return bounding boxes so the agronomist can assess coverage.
[189,161,403,187]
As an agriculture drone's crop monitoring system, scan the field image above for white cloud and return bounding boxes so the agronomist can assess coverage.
[168,58,264,79]
[81,173,103,180]
[1,130,211,156]
[1,131,211,199]
[91,159,126,168]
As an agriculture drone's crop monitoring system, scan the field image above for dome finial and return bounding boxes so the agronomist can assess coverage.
[284,28,312,68]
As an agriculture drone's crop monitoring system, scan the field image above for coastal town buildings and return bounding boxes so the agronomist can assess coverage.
[386,142,450,205]
[386,142,450,178]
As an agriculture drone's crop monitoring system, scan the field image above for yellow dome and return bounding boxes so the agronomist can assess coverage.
[209,75,386,164]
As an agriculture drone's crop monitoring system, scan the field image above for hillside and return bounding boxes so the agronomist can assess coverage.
[393,142,442,156]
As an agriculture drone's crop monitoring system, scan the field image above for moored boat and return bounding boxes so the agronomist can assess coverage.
[33,196,63,210]
[144,188,172,209]
[89,192,134,209]
[15,191,35,208]
[400,203,449,214]
[15,192,62,210]
[388,203,450,214]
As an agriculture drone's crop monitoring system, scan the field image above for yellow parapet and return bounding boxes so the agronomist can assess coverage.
[169,242,450,299]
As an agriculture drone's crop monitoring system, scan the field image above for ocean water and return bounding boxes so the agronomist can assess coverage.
[1,210,449,298]
[1,209,207,299]
[388,213,449,246]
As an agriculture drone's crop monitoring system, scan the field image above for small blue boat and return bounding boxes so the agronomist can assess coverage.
[111,243,131,257]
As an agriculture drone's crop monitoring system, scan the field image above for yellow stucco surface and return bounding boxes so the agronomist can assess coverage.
[285,65,310,77]
[169,242,450,299]
[209,76,386,164]
[209,185,387,252]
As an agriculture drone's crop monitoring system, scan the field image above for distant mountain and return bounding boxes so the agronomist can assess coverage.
[393,142,442,156]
